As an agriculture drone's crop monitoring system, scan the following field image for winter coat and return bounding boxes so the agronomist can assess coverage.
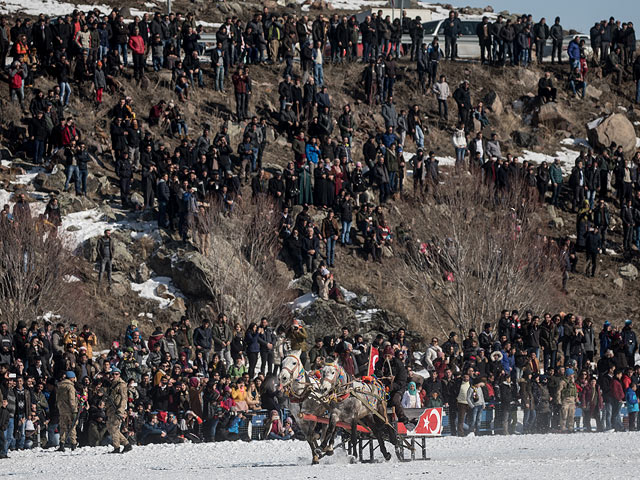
[540,322,559,351]
[374,356,408,394]
[245,330,261,354]
[580,383,603,413]
[381,102,397,129]
[56,378,78,416]
[106,378,128,417]
[467,384,485,408]
[626,389,639,413]
[549,163,563,184]
[533,383,551,414]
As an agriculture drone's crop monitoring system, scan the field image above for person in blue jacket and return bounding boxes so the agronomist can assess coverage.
[139,412,167,445]
[626,382,639,431]
[567,36,581,69]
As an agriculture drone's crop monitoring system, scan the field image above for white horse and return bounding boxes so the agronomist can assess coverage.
[278,352,328,464]
[318,363,396,461]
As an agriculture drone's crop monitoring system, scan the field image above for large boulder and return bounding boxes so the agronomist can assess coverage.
[34,166,67,193]
[619,263,639,280]
[171,252,215,299]
[296,298,358,334]
[586,114,636,153]
[57,192,96,214]
[512,130,538,148]
[149,248,175,277]
[95,175,118,196]
[535,103,571,129]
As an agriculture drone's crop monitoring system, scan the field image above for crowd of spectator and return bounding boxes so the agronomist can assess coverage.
[1,3,640,461]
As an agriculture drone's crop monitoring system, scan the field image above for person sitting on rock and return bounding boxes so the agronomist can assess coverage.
[537,71,557,103]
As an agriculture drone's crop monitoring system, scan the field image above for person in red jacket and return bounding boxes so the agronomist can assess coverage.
[8,61,27,106]
[611,369,626,431]
[61,117,79,147]
[128,27,146,81]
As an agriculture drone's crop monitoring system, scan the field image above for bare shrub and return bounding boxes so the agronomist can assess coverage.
[395,173,562,337]
[0,216,82,328]
[202,196,293,328]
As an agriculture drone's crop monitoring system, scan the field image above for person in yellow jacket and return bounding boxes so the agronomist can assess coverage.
[77,325,98,358]
[56,371,78,451]
[105,368,132,453]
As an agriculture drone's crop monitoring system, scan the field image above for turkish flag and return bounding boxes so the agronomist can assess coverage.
[413,408,443,435]
[367,346,379,377]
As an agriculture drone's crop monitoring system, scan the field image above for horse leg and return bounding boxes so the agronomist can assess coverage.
[320,413,337,453]
[309,438,320,465]
[350,418,358,460]
[372,418,392,461]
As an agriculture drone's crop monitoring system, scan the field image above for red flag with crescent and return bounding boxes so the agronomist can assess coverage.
[367,346,379,376]
[413,407,443,435]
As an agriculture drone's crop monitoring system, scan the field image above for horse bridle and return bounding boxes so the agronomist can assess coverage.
[281,354,310,401]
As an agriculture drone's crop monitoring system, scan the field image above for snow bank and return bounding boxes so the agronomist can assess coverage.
[61,209,112,250]
[560,137,591,149]
[5,430,640,479]
[288,292,318,311]
[10,166,44,185]
[355,308,380,323]
[522,148,578,175]
[130,276,184,309]
[60,208,161,251]
[339,286,357,302]
[0,0,110,16]
[420,2,499,21]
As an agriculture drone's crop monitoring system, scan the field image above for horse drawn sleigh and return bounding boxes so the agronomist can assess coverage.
[277,352,442,464]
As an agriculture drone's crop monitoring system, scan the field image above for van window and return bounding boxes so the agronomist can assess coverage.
[459,21,480,36]
[422,20,439,35]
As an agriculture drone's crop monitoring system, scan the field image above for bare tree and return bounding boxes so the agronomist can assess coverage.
[396,174,562,338]
[201,196,293,328]
[0,216,81,328]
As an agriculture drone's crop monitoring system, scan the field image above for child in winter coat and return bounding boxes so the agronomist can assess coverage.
[626,383,639,431]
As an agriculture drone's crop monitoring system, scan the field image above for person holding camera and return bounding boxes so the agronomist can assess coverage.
[287,319,308,368]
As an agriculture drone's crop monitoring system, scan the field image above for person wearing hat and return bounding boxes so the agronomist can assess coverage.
[56,371,78,451]
[599,321,614,358]
[534,374,552,433]
[375,345,409,424]
[105,367,132,453]
[556,367,577,433]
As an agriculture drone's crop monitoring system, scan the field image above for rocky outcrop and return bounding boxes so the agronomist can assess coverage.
[172,252,216,298]
[483,91,503,116]
[512,130,538,148]
[293,289,415,343]
[619,263,639,280]
[586,114,636,153]
[535,103,571,129]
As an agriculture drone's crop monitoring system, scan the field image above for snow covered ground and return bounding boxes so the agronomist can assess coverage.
[130,275,185,309]
[0,0,111,17]
[4,431,640,479]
